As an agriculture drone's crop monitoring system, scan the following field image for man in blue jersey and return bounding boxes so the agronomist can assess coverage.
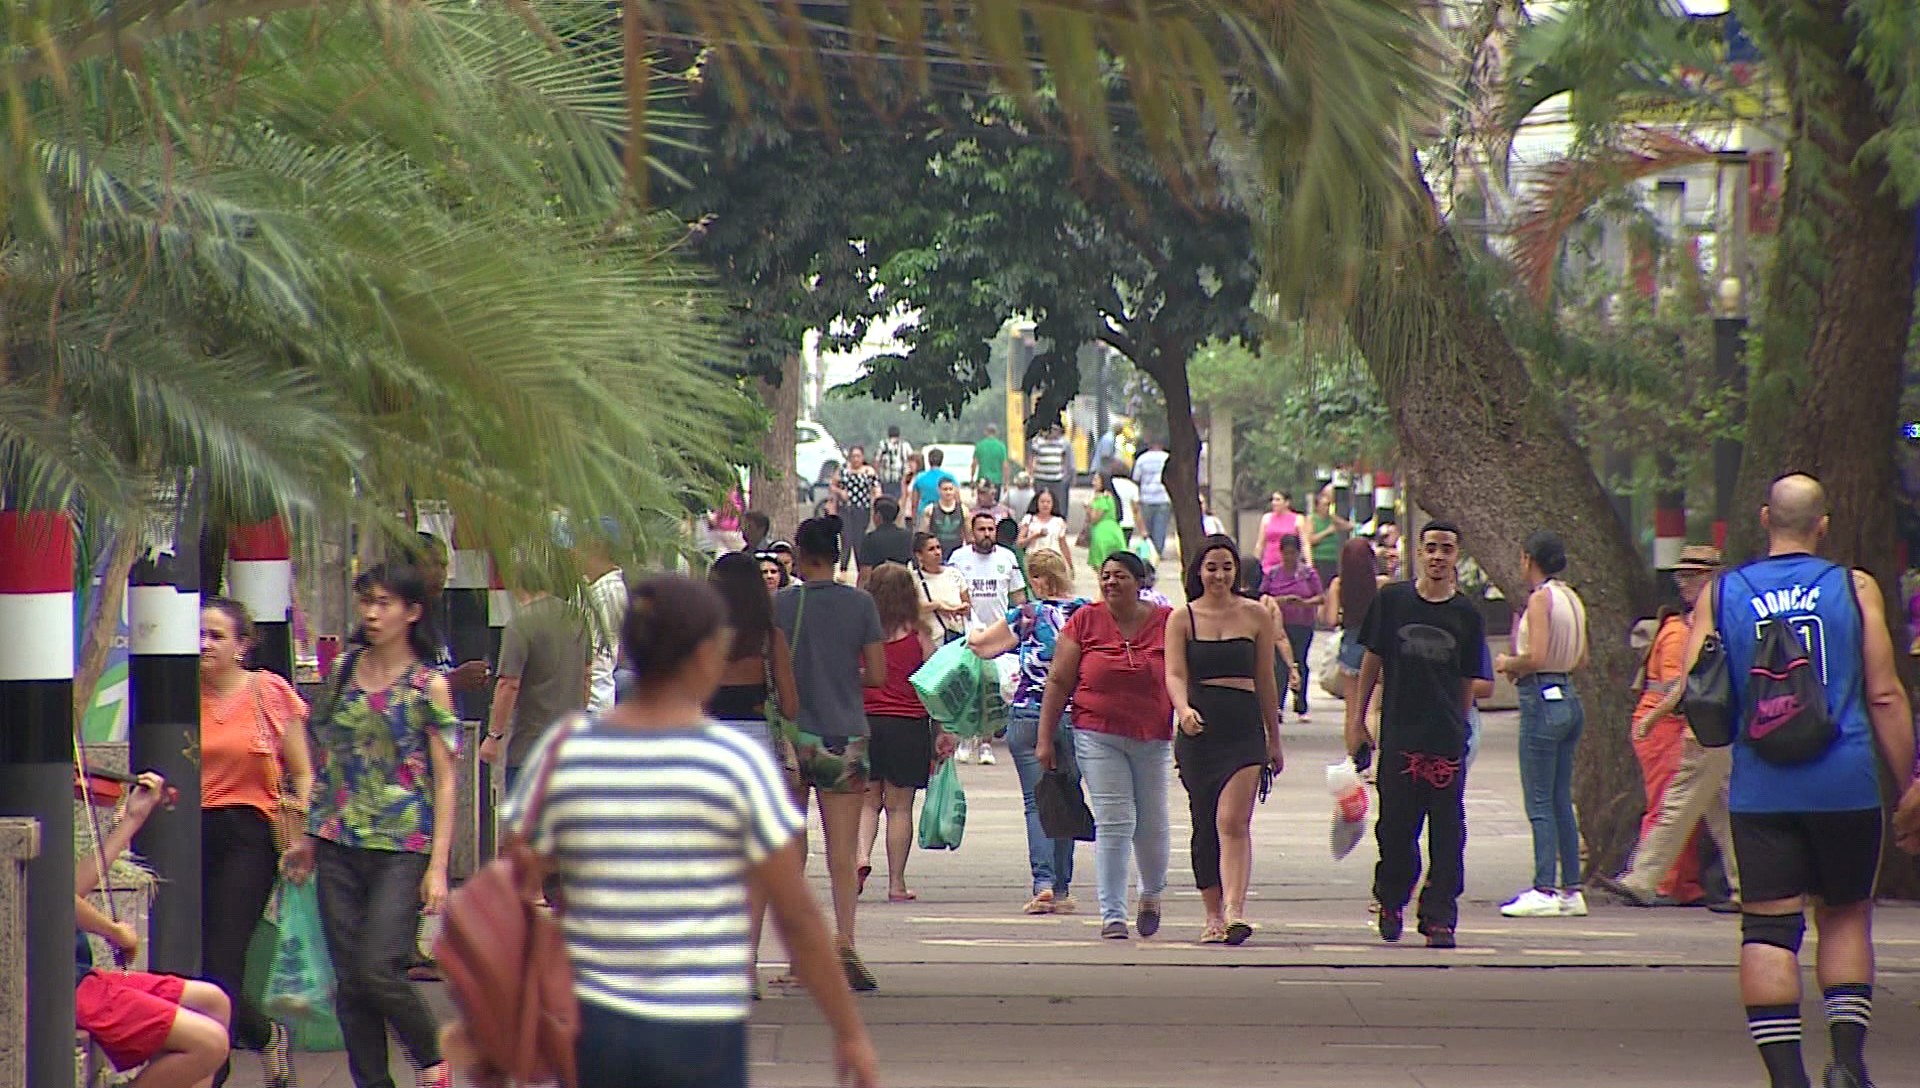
[1683,474,1916,1088]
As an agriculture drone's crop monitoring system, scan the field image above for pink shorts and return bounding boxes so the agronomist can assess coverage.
[76,969,187,1071]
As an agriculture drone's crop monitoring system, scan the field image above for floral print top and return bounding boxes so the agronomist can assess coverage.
[307,660,460,853]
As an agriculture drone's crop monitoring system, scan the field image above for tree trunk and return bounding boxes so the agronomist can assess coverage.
[1138,339,1206,570]
[75,528,141,725]
[750,352,804,542]
[1346,194,1656,875]
[1725,0,1920,897]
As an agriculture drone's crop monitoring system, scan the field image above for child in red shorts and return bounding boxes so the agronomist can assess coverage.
[76,773,232,1087]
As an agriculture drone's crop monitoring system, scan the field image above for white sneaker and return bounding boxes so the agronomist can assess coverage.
[1500,889,1565,918]
[955,739,976,762]
[977,742,996,765]
[1559,891,1588,917]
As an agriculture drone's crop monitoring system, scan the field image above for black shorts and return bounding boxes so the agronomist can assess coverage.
[866,715,934,789]
[1731,808,1883,907]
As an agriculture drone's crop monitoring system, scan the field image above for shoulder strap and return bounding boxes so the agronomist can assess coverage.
[316,646,364,725]
[1185,602,1197,639]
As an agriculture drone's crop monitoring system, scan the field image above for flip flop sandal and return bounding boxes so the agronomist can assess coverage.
[888,889,918,903]
[1199,926,1229,944]
[1225,921,1254,946]
[856,864,872,896]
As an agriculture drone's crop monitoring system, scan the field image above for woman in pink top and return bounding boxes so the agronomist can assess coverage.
[1036,551,1173,940]
[1258,491,1302,574]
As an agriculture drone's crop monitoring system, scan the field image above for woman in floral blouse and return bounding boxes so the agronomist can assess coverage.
[284,563,460,1088]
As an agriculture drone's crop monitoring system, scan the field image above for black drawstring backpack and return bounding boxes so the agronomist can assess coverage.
[1737,566,1848,766]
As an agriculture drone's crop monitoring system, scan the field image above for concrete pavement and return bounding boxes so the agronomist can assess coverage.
[227,709,1920,1087]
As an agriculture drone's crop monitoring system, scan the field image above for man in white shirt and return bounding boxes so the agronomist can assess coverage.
[946,511,1027,766]
[1133,437,1173,555]
[947,511,1027,628]
[1107,459,1141,544]
[575,524,628,714]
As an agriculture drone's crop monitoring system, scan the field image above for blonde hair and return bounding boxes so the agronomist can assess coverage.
[1026,549,1071,598]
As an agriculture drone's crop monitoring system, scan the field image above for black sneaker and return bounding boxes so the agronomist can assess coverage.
[1136,898,1161,938]
[1423,925,1456,949]
[1823,1063,1872,1088]
[1591,873,1656,908]
[1706,898,1742,914]
[1376,903,1403,943]
[839,946,878,992]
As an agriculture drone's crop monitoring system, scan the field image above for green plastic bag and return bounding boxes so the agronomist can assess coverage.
[262,881,337,1027]
[245,906,342,1052]
[917,759,967,851]
[911,639,1007,738]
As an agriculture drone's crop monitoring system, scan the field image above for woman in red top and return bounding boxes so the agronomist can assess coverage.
[200,596,313,1088]
[857,564,953,902]
[1037,551,1173,940]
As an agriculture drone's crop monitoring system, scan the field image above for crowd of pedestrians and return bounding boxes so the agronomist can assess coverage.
[69,438,1920,1088]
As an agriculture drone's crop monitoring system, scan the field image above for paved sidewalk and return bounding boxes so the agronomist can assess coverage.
[229,713,1920,1087]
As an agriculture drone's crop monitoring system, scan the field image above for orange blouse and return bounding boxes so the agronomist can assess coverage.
[200,671,308,815]
[1633,614,1690,725]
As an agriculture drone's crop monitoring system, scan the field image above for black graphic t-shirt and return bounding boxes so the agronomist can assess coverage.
[1359,581,1489,757]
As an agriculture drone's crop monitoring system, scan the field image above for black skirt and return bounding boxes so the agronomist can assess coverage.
[867,714,935,789]
[1174,685,1269,794]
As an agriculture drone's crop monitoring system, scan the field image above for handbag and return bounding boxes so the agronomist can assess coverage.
[434,718,585,1088]
[1682,632,1734,748]
[918,567,965,644]
[1035,769,1095,841]
[253,676,305,854]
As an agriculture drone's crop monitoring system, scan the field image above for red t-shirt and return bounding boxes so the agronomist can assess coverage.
[1065,603,1172,741]
[864,633,929,718]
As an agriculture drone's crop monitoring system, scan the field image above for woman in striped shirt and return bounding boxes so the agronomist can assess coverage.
[502,576,878,1088]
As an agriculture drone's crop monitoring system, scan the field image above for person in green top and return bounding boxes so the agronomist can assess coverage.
[974,423,1012,487]
[1088,471,1129,569]
[1308,484,1352,589]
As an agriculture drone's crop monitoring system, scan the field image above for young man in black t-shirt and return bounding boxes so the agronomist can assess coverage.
[1345,520,1489,948]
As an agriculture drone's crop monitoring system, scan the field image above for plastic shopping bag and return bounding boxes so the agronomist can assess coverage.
[911,639,984,725]
[917,759,968,851]
[1035,769,1096,842]
[262,880,337,1025]
[1326,758,1371,861]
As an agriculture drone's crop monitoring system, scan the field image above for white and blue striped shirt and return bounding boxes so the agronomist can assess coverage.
[501,720,803,1022]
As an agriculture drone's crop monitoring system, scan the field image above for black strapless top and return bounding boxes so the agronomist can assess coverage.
[1186,606,1259,682]
[708,682,767,721]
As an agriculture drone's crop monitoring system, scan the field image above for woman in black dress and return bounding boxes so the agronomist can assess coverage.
[1165,535,1284,945]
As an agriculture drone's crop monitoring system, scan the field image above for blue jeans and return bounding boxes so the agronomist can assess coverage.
[1141,503,1173,556]
[1007,707,1078,897]
[1073,729,1172,925]
[1516,675,1584,890]
[576,1000,746,1088]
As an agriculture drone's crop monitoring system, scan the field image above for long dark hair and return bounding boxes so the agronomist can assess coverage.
[709,552,773,661]
[350,562,439,663]
[1184,534,1243,602]
[1337,538,1379,626]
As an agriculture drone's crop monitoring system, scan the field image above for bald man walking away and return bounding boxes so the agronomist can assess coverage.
[1682,474,1917,1088]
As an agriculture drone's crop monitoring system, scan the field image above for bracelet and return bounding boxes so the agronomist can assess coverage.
[486,731,505,740]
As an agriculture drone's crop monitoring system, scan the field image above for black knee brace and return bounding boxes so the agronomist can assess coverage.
[1742,911,1807,954]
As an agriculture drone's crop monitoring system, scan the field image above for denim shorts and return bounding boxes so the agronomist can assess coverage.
[1337,635,1366,673]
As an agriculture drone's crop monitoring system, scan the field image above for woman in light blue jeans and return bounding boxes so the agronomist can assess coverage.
[1035,552,1174,940]
[1495,531,1590,919]
[969,550,1087,914]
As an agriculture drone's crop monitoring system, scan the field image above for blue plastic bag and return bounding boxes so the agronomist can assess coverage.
[262,881,337,1026]
[917,759,967,851]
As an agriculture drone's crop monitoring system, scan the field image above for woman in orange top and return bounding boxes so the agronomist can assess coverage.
[200,596,313,1088]
[1629,595,1706,903]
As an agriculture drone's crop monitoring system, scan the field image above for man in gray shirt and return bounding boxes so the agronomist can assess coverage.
[479,587,589,793]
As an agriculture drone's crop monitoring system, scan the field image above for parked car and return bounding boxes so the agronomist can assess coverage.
[796,419,844,504]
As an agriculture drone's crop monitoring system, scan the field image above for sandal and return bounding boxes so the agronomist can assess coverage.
[856,864,872,896]
[888,889,918,903]
[1199,924,1229,944]
[1225,920,1254,946]
[1023,891,1056,915]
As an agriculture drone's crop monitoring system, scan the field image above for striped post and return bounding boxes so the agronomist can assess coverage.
[128,542,202,975]
[445,531,491,721]
[228,519,293,682]
[0,511,77,1088]
[1372,471,1398,528]
[475,557,513,861]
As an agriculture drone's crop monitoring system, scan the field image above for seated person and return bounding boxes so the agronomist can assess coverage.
[75,771,233,1087]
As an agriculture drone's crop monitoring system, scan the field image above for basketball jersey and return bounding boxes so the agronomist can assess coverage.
[1718,554,1878,813]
